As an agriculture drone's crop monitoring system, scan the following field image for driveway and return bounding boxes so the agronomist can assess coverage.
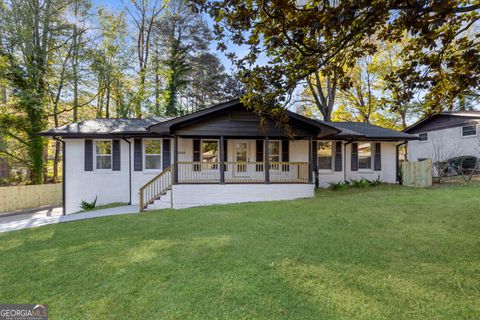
[0,205,140,234]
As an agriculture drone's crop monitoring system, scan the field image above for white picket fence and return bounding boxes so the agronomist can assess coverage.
[0,183,62,213]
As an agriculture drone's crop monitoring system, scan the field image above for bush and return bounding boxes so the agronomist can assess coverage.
[328,181,349,191]
[80,196,97,211]
[447,156,478,175]
[328,177,382,191]
[349,178,370,188]
[369,176,382,186]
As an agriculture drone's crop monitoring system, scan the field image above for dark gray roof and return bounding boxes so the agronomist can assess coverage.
[39,100,415,140]
[404,111,480,133]
[39,117,172,137]
[440,111,480,117]
[324,122,417,140]
[148,99,340,136]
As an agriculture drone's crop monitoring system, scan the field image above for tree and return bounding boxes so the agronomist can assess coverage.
[125,0,165,118]
[0,0,71,184]
[70,0,91,122]
[153,0,211,116]
[162,39,189,116]
[376,40,419,129]
[185,52,236,111]
[193,0,480,120]
[332,53,405,128]
[431,137,461,183]
[92,8,131,118]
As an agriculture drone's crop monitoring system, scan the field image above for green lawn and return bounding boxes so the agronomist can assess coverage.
[1,184,479,319]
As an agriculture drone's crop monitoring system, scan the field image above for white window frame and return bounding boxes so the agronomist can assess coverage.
[461,124,477,138]
[144,139,162,171]
[201,139,219,170]
[95,139,112,171]
[317,141,334,171]
[358,142,373,171]
[418,132,428,142]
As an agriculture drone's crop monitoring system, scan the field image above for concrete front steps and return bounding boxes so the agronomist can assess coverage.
[144,190,172,211]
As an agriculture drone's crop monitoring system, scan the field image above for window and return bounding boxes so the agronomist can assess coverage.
[419,132,428,141]
[358,143,372,170]
[462,125,477,137]
[268,140,280,169]
[268,141,280,163]
[202,140,218,169]
[317,142,333,170]
[96,140,112,169]
[144,139,161,170]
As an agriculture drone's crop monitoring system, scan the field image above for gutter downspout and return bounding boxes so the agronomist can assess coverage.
[396,140,408,184]
[122,138,132,205]
[53,137,66,216]
[343,140,354,182]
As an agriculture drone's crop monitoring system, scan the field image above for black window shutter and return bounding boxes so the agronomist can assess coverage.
[281,140,289,162]
[84,139,93,171]
[223,139,228,171]
[374,143,381,171]
[351,143,358,171]
[193,139,201,161]
[281,140,289,171]
[193,139,201,171]
[334,141,342,172]
[163,139,171,168]
[134,139,142,171]
[112,140,121,171]
[256,140,264,172]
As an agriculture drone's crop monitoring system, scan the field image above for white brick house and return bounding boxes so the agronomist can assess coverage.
[41,100,416,214]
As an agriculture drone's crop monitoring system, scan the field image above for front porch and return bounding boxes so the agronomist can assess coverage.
[139,136,314,210]
[172,137,313,184]
[138,102,334,211]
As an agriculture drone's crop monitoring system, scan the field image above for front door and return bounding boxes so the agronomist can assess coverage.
[234,141,250,174]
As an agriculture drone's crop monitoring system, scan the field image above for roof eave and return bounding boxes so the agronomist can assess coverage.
[37,131,167,138]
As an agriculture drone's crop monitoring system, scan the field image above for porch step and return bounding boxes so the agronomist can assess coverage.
[144,190,172,211]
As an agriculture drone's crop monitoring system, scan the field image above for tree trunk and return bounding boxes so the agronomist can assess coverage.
[72,33,79,121]
[155,69,161,115]
[106,81,111,118]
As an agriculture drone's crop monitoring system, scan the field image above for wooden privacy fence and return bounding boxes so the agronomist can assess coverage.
[0,183,62,213]
[401,159,433,187]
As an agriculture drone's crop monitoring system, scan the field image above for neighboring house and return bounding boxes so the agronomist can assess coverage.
[404,112,480,171]
[40,100,416,214]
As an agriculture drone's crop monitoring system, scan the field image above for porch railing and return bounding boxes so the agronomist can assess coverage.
[176,161,309,184]
[139,165,172,211]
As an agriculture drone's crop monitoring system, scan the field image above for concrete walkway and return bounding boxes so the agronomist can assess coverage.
[0,205,140,234]
[0,206,64,222]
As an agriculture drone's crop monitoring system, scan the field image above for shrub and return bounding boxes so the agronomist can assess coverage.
[328,181,349,191]
[328,177,381,190]
[368,176,382,186]
[349,178,370,188]
[80,196,97,211]
[447,156,478,175]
